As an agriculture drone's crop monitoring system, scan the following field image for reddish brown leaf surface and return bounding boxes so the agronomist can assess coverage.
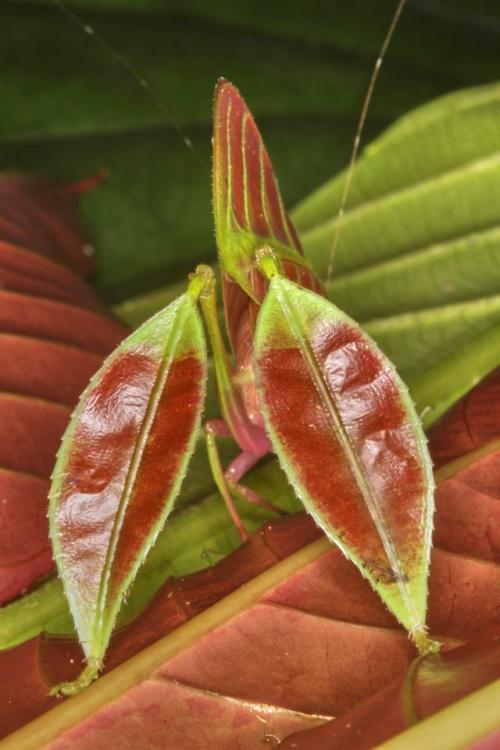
[0,290,125,354]
[0,174,98,277]
[0,394,71,478]
[0,174,127,604]
[1,427,499,747]
[0,336,103,406]
[280,632,500,750]
[433,450,500,562]
[0,469,52,606]
[258,338,424,561]
[0,241,105,311]
[428,367,500,468]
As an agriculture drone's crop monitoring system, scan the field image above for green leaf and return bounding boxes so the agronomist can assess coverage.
[294,83,500,234]
[365,295,500,378]
[290,81,500,385]
[302,136,500,281]
[409,322,500,430]
[328,225,500,322]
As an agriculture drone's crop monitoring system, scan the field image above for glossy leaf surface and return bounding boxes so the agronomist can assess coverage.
[280,632,500,750]
[409,325,500,431]
[254,276,434,637]
[0,174,127,605]
[0,175,95,278]
[2,436,500,748]
[428,366,500,468]
[0,469,52,607]
[49,293,207,669]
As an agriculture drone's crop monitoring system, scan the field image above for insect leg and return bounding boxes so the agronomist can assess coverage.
[204,422,284,540]
[226,452,287,516]
[204,420,249,540]
[195,265,281,533]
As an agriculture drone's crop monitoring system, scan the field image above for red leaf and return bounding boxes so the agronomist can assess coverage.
[428,366,500,467]
[0,469,52,604]
[0,290,125,354]
[279,632,500,750]
[0,174,127,604]
[433,450,500,562]
[0,336,103,405]
[0,394,71,478]
[0,241,104,311]
[0,174,98,277]
[1,435,499,746]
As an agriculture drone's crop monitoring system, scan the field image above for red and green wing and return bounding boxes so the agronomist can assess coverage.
[213,80,322,303]
[253,276,434,641]
[213,79,324,364]
[49,293,207,672]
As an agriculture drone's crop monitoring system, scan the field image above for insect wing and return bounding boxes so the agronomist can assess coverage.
[213,80,318,298]
[49,293,207,665]
[253,276,434,637]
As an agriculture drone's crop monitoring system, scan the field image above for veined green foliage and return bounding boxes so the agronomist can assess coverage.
[289,82,500,387]
[49,290,207,691]
[365,295,500,379]
[409,323,500,430]
[254,273,435,644]
[294,82,500,244]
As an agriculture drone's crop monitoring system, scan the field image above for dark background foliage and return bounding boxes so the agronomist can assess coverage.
[2,0,500,301]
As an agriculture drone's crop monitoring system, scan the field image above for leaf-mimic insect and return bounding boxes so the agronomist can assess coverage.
[48,79,436,695]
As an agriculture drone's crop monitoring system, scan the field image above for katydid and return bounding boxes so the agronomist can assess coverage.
[48,79,436,696]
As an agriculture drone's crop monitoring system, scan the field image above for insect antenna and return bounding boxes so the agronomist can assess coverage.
[52,0,197,156]
[327,0,407,283]
[54,0,406,276]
